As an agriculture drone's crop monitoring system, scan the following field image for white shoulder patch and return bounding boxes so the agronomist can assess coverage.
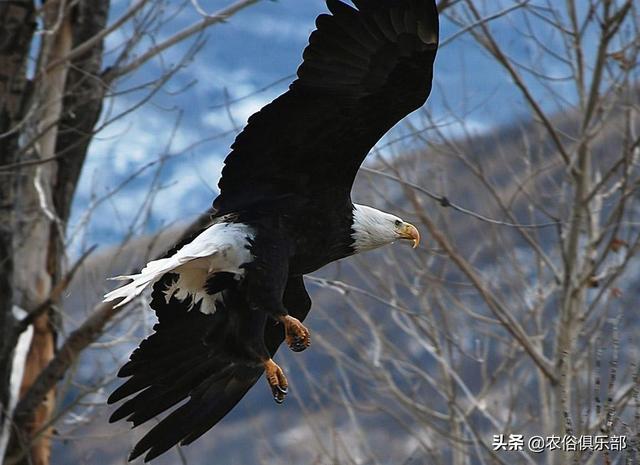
[104,222,255,314]
[162,222,255,314]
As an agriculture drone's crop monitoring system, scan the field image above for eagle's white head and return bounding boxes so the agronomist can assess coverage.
[351,204,420,253]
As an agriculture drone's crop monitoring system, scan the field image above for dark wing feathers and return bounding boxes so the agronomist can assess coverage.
[129,365,258,462]
[327,3,380,51]
[213,0,438,215]
[109,276,312,462]
[107,278,226,419]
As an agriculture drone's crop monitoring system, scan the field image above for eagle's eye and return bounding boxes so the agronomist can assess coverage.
[394,220,402,227]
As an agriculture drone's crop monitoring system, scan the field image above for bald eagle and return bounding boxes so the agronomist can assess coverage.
[104,0,438,461]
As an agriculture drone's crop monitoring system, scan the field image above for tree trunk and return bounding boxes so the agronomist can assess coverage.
[1,1,108,464]
[10,1,73,462]
[0,1,37,461]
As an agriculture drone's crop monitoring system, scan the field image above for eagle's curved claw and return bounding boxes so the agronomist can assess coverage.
[290,338,308,353]
[281,315,311,353]
[264,358,288,404]
[273,385,288,403]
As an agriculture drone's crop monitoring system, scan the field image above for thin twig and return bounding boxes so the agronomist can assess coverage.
[104,0,261,81]
[361,167,561,229]
[16,245,98,334]
[41,0,150,74]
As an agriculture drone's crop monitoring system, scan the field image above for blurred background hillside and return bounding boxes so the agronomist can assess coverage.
[1,1,638,465]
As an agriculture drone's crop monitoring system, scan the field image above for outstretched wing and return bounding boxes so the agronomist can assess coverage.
[213,0,439,215]
[108,276,312,462]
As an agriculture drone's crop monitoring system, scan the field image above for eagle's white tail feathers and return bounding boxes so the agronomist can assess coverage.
[103,256,187,307]
[102,222,255,310]
[107,275,138,281]
[103,274,158,308]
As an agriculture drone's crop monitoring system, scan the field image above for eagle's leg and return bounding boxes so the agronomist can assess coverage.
[238,300,290,404]
[246,235,312,353]
[263,358,288,404]
[278,315,310,353]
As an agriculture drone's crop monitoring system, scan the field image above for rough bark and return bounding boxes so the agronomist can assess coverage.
[9,1,74,461]
[53,0,110,226]
[0,0,36,452]
[2,1,108,464]
[47,0,110,347]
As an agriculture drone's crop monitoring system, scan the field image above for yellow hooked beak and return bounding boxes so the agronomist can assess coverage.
[398,222,420,249]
